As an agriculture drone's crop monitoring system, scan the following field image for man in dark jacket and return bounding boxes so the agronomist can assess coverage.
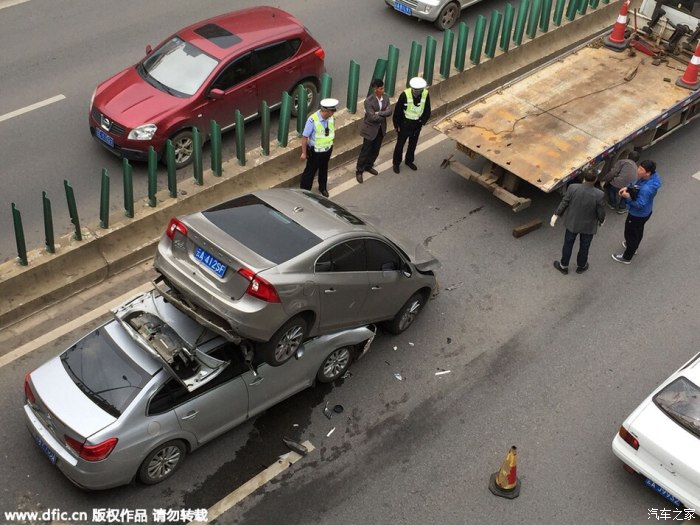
[356,79,393,183]
[551,170,606,274]
[612,159,662,264]
[392,77,431,173]
[603,150,639,214]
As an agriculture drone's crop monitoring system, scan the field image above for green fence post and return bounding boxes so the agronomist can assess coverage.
[407,41,423,83]
[601,0,609,4]
[261,100,270,156]
[163,141,176,198]
[485,10,503,58]
[122,158,134,218]
[385,45,400,96]
[147,146,157,207]
[210,120,222,177]
[566,0,578,20]
[11,203,27,265]
[368,58,388,95]
[100,168,110,229]
[347,61,360,113]
[424,35,437,84]
[590,0,600,8]
[296,84,308,136]
[501,4,516,51]
[42,191,55,254]
[470,15,487,65]
[454,23,469,71]
[514,0,530,45]
[440,29,455,79]
[553,0,567,25]
[577,0,588,15]
[64,179,82,241]
[320,73,332,100]
[540,0,552,31]
[235,110,245,166]
[526,0,542,39]
[193,127,203,185]
[278,92,292,146]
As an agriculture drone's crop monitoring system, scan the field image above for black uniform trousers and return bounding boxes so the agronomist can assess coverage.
[392,121,422,167]
[356,129,384,172]
[300,146,332,192]
[622,212,651,261]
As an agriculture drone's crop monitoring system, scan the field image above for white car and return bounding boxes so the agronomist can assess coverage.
[612,351,700,511]
[384,0,482,30]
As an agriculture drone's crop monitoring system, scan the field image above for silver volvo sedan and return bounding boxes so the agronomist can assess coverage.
[24,290,375,490]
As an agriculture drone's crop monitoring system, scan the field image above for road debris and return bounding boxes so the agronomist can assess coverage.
[326,427,336,437]
[282,436,308,456]
[333,404,344,414]
[323,402,333,420]
[444,282,463,291]
[408,342,415,347]
[341,371,352,379]
[393,346,398,351]
[435,370,452,376]
[394,373,404,381]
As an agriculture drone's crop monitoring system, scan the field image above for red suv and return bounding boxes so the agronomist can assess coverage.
[89,7,325,168]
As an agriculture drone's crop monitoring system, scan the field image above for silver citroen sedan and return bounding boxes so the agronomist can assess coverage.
[154,189,439,367]
[24,290,375,490]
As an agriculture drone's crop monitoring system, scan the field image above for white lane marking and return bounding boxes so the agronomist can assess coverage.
[0,94,66,124]
[188,442,316,524]
[330,132,450,197]
[0,0,30,10]
[692,171,700,181]
[0,282,152,369]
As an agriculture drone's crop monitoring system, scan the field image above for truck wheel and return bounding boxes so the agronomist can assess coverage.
[258,316,308,366]
[434,2,460,30]
[385,292,426,335]
[316,345,354,383]
[138,440,186,485]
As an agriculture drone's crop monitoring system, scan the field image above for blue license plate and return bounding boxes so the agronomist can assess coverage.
[95,128,114,148]
[393,1,412,15]
[194,246,227,278]
[644,478,682,507]
[34,434,57,465]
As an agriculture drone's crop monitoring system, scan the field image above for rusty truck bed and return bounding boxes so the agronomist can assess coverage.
[434,40,691,193]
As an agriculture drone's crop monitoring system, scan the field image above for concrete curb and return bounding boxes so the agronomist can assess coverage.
[0,1,625,330]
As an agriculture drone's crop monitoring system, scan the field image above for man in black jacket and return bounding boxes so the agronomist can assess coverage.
[392,77,431,174]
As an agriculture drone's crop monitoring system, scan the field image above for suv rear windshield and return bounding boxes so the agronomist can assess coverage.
[204,194,322,264]
[60,328,151,417]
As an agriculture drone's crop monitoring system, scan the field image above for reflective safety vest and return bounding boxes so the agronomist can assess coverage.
[310,112,335,152]
[404,88,428,120]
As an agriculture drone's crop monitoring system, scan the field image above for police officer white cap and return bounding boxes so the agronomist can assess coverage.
[409,77,427,89]
[320,98,339,111]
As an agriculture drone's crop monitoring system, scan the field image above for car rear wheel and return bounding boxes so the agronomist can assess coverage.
[170,130,195,169]
[258,316,308,366]
[317,346,354,383]
[385,292,426,335]
[291,80,319,117]
[434,2,460,30]
[138,440,186,485]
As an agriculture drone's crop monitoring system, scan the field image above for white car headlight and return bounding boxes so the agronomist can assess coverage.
[128,124,157,140]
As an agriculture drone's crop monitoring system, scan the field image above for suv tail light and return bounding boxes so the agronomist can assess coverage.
[166,218,188,240]
[314,47,325,61]
[24,373,36,404]
[618,425,639,450]
[65,435,118,461]
[238,268,280,303]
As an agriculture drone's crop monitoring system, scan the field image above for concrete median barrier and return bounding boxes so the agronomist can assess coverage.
[0,0,626,330]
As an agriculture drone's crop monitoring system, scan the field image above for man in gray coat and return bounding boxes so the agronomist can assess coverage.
[355,78,392,183]
[551,170,606,274]
[603,150,639,214]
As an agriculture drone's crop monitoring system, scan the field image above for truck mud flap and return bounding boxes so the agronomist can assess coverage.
[449,161,531,212]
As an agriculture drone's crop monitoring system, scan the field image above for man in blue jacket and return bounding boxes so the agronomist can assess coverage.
[612,159,661,264]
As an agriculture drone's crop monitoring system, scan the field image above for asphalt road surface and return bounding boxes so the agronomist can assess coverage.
[0,0,506,263]
[1,120,699,524]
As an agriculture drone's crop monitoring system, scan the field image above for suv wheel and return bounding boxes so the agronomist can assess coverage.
[170,130,195,169]
[258,316,308,366]
[291,80,319,117]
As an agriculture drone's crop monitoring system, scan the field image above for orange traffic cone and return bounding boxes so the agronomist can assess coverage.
[489,446,521,499]
[676,42,700,90]
[604,0,631,52]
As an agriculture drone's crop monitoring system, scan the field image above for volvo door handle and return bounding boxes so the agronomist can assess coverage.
[324,288,336,294]
[181,411,199,420]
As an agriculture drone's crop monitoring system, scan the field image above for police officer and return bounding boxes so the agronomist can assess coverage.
[300,98,338,197]
[392,77,431,174]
